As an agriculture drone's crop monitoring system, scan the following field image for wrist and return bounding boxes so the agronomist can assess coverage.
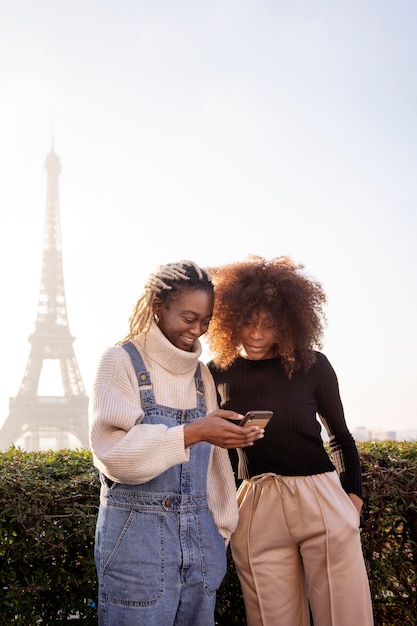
[184,421,203,448]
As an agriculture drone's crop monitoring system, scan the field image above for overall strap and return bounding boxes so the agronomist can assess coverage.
[194,363,206,410]
[121,342,156,408]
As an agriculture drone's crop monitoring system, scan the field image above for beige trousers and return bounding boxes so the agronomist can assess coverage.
[231,472,374,626]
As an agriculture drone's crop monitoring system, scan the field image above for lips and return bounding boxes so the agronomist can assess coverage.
[246,345,266,352]
[181,335,195,345]
[243,344,271,359]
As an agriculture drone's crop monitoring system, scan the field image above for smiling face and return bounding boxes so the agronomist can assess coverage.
[239,310,278,360]
[154,288,214,351]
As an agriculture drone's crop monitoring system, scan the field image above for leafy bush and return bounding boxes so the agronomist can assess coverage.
[360,441,417,626]
[0,442,416,625]
[0,448,98,625]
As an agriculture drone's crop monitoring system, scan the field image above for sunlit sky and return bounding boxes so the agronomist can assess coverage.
[0,0,416,437]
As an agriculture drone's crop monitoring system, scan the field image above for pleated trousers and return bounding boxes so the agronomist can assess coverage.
[231,471,374,626]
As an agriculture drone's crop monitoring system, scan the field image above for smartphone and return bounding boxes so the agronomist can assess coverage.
[239,410,273,429]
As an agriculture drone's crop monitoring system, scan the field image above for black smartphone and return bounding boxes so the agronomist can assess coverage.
[239,410,273,429]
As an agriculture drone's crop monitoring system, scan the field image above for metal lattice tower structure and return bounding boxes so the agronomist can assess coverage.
[0,144,89,450]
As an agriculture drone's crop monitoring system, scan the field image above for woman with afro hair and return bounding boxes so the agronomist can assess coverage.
[206,255,373,626]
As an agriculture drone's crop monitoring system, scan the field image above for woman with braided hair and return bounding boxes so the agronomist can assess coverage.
[89,260,263,626]
[206,255,374,626]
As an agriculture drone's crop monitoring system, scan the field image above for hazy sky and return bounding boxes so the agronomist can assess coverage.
[0,0,416,437]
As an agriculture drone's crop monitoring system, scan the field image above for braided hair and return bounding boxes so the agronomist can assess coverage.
[121,260,213,342]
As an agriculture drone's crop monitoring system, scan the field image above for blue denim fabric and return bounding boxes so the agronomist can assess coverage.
[94,342,227,626]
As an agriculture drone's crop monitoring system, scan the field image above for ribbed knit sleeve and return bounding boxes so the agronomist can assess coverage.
[202,364,239,542]
[89,345,189,484]
[314,353,363,499]
[207,446,239,543]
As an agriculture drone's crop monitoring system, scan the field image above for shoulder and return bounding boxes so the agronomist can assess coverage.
[206,358,216,373]
[94,344,137,386]
[97,344,131,368]
[207,357,240,380]
[312,351,332,367]
[310,351,339,382]
[312,351,337,370]
[199,361,216,386]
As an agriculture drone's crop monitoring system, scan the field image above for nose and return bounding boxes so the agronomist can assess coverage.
[189,320,205,337]
[249,324,263,339]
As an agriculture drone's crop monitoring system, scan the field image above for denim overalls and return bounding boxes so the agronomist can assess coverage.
[94,342,227,626]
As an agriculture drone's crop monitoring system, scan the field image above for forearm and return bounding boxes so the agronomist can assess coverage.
[90,375,189,483]
[91,421,189,484]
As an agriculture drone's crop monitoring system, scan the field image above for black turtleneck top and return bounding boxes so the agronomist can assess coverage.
[207,352,363,499]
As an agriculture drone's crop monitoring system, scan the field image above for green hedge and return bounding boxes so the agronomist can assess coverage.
[359,441,417,625]
[0,449,97,625]
[0,442,416,625]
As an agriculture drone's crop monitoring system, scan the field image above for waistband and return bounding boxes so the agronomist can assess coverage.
[243,471,337,496]
[245,472,296,495]
[102,486,209,512]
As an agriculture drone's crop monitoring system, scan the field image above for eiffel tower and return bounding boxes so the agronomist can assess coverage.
[0,143,89,451]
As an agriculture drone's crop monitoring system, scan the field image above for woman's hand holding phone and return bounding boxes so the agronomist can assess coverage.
[239,410,273,429]
[184,409,265,449]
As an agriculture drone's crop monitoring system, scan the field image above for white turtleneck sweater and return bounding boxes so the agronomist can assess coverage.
[89,322,238,541]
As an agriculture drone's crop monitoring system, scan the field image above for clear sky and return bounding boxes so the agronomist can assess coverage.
[0,0,416,437]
